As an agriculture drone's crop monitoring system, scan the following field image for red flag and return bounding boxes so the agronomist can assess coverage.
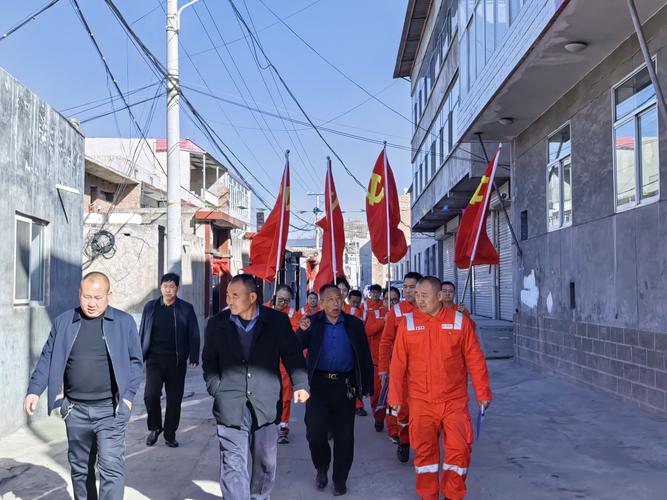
[314,160,346,292]
[455,146,501,269]
[365,147,408,264]
[243,158,290,281]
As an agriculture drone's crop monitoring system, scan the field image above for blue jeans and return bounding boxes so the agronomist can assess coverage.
[216,405,278,500]
[63,399,130,500]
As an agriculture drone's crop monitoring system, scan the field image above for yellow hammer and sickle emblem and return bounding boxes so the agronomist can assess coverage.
[470,175,489,205]
[279,185,291,212]
[367,173,385,207]
[331,196,339,211]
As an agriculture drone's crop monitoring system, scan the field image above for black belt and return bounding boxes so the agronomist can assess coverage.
[315,370,353,381]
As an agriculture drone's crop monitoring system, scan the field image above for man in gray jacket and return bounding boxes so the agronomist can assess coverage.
[23,272,143,500]
[202,274,309,500]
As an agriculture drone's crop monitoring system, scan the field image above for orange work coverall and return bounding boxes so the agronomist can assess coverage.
[362,300,387,423]
[388,307,492,500]
[378,301,416,444]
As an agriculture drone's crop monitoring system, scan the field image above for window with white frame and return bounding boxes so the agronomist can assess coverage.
[546,124,572,230]
[15,214,48,304]
[613,65,659,209]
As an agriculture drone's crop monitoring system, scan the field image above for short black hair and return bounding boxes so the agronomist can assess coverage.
[442,281,456,290]
[161,273,180,287]
[307,291,319,298]
[230,273,259,295]
[404,271,423,282]
[418,276,442,292]
[349,290,362,299]
[335,277,350,290]
[369,284,382,293]
[389,286,400,296]
[276,284,294,297]
[319,284,339,296]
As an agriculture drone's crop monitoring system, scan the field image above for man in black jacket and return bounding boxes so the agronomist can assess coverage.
[202,274,309,500]
[297,284,374,496]
[139,273,200,448]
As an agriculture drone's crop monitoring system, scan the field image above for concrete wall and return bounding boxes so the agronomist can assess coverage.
[0,67,84,437]
[513,8,667,412]
[82,208,206,326]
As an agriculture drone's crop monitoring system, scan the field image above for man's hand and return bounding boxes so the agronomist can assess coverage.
[293,389,310,403]
[190,362,199,369]
[23,394,39,416]
[456,304,465,313]
[388,404,400,415]
[298,317,311,331]
[123,399,132,411]
[479,400,491,410]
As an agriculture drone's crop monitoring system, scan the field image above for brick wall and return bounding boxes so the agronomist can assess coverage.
[516,318,667,413]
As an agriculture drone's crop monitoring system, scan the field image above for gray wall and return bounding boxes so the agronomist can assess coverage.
[512,9,667,412]
[0,68,84,437]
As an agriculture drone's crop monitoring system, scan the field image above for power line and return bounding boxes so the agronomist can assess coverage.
[226,0,366,191]
[60,80,163,114]
[78,90,166,124]
[0,0,62,43]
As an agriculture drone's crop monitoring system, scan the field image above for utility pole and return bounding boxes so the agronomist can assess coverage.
[166,0,200,274]
[307,192,323,251]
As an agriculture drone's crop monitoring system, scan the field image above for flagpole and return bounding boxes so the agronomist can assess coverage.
[274,150,290,299]
[326,157,337,284]
[460,144,502,305]
[383,142,391,301]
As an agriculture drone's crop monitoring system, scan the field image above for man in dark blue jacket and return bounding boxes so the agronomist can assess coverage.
[297,284,374,496]
[23,272,143,500]
[139,273,200,448]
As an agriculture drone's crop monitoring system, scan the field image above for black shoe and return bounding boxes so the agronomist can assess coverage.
[333,483,347,496]
[355,408,367,417]
[374,420,384,432]
[397,443,410,463]
[164,435,179,448]
[316,469,328,490]
[146,429,162,446]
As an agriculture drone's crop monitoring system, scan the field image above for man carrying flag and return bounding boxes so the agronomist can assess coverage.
[362,284,388,431]
[292,291,322,329]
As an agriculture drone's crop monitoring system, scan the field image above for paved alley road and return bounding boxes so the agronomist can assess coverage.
[2,358,667,499]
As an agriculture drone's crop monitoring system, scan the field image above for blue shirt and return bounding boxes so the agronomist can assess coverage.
[317,315,354,372]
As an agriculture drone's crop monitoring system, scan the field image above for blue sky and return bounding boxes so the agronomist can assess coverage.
[0,0,412,235]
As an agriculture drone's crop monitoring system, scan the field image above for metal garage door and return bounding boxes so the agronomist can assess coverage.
[473,215,495,318]
[442,236,457,287]
[457,260,473,310]
[497,214,514,321]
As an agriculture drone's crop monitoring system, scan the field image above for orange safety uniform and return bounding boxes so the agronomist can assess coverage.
[388,307,492,500]
[362,300,387,424]
[343,304,366,410]
[291,304,322,330]
[378,301,416,444]
[266,302,298,427]
[444,303,476,330]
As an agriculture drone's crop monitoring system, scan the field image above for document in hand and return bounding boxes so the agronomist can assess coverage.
[475,406,486,441]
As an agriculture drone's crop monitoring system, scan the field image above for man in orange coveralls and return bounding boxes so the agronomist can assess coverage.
[292,291,322,328]
[389,276,492,500]
[361,284,387,431]
[378,271,422,462]
[267,285,298,444]
[441,281,474,327]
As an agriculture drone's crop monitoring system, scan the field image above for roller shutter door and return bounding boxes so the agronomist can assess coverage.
[498,213,514,321]
[473,215,495,318]
[442,236,457,287]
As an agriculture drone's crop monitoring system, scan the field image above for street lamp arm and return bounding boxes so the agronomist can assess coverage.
[178,0,201,18]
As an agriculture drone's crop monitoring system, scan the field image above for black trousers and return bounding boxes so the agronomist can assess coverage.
[144,354,187,439]
[304,371,356,486]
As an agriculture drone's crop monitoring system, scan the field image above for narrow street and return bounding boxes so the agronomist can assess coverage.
[2,324,666,500]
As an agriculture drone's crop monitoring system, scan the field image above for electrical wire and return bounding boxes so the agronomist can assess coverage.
[227,0,367,191]
[0,0,62,43]
[61,81,162,114]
